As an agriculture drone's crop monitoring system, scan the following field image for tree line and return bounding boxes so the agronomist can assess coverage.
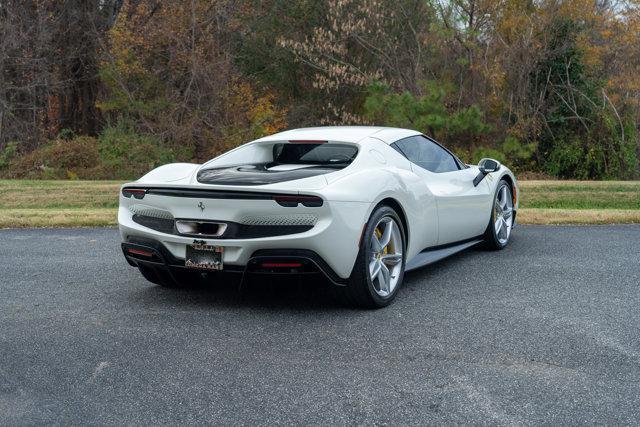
[0,0,638,179]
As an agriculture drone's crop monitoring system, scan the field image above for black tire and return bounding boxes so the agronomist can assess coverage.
[332,205,406,309]
[138,264,180,288]
[483,179,513,250]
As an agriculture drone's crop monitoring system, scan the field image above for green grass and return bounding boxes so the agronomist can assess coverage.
[0,208,116,228]
[0,179,639,227]
[518,180,640,210]
[0,180,121,210]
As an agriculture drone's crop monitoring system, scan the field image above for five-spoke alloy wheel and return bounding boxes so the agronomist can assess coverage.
[337,205,406,308]
[368,216,404,297]
[484,179,514,249]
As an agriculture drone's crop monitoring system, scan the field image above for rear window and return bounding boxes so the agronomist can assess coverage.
[273,143,358,165]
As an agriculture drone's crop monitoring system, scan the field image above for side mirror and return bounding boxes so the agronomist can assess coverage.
[473,158,501,186]
[478,158,501,173]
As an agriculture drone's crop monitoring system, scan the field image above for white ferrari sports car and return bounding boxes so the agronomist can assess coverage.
[119,126,518,307]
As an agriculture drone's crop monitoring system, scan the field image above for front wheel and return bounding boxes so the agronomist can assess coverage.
[333,205,406,308]
[483,179,514,250]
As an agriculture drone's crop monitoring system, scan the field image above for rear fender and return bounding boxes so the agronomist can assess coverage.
[323,166,438,263]
[137,163,200,184]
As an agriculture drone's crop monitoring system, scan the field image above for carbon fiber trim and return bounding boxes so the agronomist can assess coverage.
[132,214,175,235]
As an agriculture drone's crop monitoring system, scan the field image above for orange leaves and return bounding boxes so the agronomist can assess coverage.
[223,80,288,145]
[247,93,288,136]
[97,0,290,161]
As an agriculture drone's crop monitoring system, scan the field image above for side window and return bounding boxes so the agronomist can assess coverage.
[395,136,459,173]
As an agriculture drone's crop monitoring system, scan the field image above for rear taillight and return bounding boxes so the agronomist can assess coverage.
[247,257,317,274]
[273,195,323,207]
[260,262,303,268]
[122,188,146,199]
[123,245,163,263]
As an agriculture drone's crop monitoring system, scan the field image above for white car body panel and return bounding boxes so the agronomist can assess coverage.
[119,197,368,278]
[118,126,518,280]
[410,165,493,244]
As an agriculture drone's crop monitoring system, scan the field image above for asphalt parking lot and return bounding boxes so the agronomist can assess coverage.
[1,225,639,424]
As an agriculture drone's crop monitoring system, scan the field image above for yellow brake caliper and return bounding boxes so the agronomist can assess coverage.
[375,227,388,254]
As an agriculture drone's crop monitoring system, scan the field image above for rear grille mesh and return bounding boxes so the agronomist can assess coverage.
[239,214,317,226]
[129,204,174,220]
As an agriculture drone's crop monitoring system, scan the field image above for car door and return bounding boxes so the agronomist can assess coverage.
[394,135,493,245]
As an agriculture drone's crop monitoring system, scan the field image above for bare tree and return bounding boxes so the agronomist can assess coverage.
[0,0,122,149]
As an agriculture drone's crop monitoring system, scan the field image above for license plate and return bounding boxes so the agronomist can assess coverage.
[185,242,223,270]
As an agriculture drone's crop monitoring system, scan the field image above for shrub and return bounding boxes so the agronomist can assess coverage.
[0,141,19,170]
[544,114,637,179]
[471,147,507,165]
[363,81,491,146]
[95,123,177,180]
[5,136,100,179]
[471,136,537,172]
[1,124,180,180]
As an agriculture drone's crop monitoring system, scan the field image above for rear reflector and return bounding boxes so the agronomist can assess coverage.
[127,248,154,257]
[122,188,146,199]
[358,222,367,247]
[260,262,303,268]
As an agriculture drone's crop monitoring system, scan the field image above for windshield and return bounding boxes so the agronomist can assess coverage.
[273,143,358,165]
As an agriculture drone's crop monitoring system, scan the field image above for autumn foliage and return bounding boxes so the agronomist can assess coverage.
[0,0,639,179]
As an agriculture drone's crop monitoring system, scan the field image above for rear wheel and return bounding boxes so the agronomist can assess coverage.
[333,205,406,308]
[483,179,514,250]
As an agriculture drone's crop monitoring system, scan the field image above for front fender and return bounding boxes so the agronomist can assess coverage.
[469,165,519,210]
[494,168,519,210]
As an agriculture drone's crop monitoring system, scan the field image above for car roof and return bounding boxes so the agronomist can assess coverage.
[253,126,421,144]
